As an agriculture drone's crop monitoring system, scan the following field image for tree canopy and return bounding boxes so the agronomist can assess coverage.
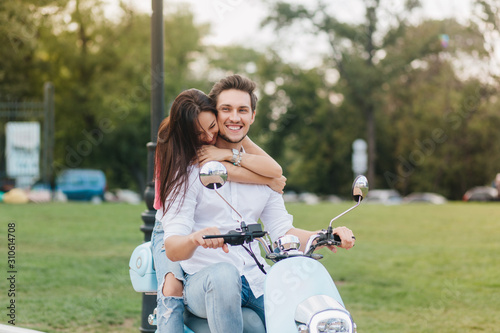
[259,0,500,198]
[1,0,499,199]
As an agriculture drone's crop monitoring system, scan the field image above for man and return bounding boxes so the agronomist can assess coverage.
[162,74,355,332]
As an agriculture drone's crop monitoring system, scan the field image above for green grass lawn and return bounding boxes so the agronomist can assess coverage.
[1,201,499,332]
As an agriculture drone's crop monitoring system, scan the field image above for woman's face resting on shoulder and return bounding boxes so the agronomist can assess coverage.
[197,111,218,145]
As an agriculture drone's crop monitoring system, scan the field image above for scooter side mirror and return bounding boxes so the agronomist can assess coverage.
[199,161,243,221]
[199,161,228,189]
[328,175,369,228]
[352,175,369,202]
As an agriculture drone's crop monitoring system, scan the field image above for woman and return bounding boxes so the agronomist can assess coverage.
[151,89,285,332]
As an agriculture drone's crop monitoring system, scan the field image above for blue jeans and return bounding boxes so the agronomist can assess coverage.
[184,263,266,333]
[184,262,242,332]
[152,221,185,332]
[153,221,266,332]
[241,275,266,326]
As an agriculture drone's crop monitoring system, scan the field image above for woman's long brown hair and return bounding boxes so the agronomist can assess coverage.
[155,89,217,216]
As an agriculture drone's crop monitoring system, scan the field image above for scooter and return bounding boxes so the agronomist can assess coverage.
[129,161,368,333]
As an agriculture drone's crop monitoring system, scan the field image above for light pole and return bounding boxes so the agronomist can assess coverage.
[139,0,164,331]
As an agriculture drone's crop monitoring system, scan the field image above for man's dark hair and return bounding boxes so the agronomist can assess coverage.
[208,74,258,111]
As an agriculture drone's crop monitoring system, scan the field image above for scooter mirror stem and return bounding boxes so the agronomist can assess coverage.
[213,189,243,221]
[199,161,245,226]
[256,237,273,255]
[328,196,362,228]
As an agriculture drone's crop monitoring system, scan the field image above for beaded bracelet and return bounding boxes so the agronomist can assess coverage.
[234,152,243,166]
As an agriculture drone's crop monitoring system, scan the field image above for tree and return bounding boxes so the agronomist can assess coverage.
[262,1,500,197]
[263,0,423,188]
[376,18,498,198]
[0,0,68,99]
[0,1,213,192]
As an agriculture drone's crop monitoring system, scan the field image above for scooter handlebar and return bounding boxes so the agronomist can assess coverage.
[202,227,268,246]
[305,231,342,255]
[317,231,342,246]
[202,226,270,274]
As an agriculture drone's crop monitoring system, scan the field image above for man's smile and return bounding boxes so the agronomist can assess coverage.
[225,124,243,131]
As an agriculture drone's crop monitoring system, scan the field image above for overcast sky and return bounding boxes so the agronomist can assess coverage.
[109,0,472,42]
[104,0,476,66]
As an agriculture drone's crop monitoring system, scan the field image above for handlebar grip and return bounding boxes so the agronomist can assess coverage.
[202,231,267,240]
[202,230,267,246]
[321,233,341,247]
[202,234,243,240]
[317,232,341,243]
[202,235,226,239]
[202,234,244,246]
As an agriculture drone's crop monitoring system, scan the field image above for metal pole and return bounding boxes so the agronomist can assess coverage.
[43,82,55,195]
[139,0,164,331]
[43,84,50,186]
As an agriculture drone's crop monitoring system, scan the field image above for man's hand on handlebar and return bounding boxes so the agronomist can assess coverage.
[331,226,356,251]
[188,227,229,253]
[314,226,355,253]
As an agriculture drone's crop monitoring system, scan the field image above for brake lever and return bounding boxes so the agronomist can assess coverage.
[326,234,342,246]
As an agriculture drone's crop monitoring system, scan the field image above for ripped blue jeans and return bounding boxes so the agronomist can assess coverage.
[151,220,185,332]
[152,221,266,332]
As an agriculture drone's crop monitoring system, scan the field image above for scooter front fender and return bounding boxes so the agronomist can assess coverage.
[264,256,344,333]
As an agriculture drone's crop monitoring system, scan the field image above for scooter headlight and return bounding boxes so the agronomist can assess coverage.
[295,295,356,333]
[309,310,353,332]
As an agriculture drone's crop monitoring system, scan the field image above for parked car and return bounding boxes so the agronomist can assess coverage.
[463,186,498,202]
[365,189,402,205]
[56,169,106,202]
[283,191,299,203]
[298,192,320,205]
[403,192,447,204]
